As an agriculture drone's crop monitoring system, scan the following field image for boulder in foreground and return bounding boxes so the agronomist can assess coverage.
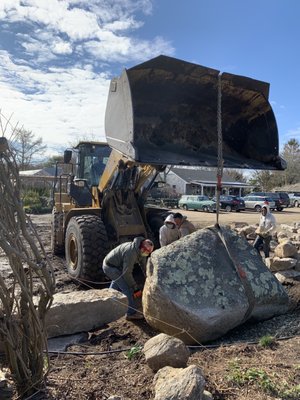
[143,226,290,344]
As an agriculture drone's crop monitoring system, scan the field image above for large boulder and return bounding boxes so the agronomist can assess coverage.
[45,289,127,338]
[143,226,290,344]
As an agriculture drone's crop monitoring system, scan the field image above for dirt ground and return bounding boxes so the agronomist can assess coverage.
[2,209,300,399]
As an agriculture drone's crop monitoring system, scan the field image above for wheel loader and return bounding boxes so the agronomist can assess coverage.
[51,55,285,282]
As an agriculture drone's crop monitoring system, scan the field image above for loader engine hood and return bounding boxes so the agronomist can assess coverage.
[105,55,285,170]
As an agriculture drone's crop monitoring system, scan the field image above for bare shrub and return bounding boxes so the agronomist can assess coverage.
[0,135,55,397]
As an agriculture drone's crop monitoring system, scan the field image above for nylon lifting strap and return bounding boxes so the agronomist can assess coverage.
[213,226,256,323]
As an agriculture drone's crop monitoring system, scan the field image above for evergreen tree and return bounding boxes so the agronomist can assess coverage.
[280,138,300,185]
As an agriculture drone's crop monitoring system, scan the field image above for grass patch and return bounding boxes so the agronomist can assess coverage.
[125,344,142,361]
[259,335,276,348]
[226,359,300,399]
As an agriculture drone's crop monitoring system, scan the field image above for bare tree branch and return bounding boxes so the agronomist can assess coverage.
[0,126,55,397]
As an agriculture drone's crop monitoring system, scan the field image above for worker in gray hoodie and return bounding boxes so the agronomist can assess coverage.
[103,237,154,320]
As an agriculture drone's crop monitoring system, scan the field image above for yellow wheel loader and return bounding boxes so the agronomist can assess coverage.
[51,55,285,282]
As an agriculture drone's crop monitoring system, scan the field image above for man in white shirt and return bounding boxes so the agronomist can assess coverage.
[253,204,276,258]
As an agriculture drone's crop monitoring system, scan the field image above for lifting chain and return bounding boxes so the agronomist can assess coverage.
[216,73,223,226]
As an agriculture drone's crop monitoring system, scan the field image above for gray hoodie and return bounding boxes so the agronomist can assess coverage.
[103,236,144,289]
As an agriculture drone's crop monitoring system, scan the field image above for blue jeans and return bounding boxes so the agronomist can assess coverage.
[103,265,136,316]
[253,235,271,258]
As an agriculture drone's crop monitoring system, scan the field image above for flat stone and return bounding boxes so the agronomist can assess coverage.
[47,332,89,352]
[45,288,127,338]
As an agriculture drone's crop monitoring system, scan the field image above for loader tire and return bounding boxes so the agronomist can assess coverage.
[65,215,109,282]
[51,210,64,255]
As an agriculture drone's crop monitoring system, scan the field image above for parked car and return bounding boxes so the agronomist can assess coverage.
[243,195,276,212]
[178,195,216,212]
[288,192,300,207]
[146,196,179,208]
[274,191,290,209]
[248,192,289,211]
[212,195,245,212]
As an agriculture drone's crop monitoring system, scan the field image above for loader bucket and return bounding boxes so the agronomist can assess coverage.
[105,55,285,170]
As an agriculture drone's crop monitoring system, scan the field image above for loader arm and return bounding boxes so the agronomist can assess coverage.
[93,148,165,244]
[97,149,159,196]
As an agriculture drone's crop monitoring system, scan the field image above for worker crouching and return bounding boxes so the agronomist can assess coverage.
[103,237,154,320]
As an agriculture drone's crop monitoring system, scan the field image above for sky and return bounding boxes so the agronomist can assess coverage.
[0,0,299,159]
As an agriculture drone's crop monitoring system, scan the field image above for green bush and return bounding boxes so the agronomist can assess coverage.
[22,189,52,214]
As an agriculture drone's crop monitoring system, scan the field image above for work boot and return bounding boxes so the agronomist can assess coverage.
[125,312,144,321]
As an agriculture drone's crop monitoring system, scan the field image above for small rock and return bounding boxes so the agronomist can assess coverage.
[154,365,205,400]
[269,257,297,272]
[203,390,214,400]
[275,270,300,283]
[274,241,298,258]
[143,333,190,372]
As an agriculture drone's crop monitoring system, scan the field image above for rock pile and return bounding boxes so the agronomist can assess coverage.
[143,333,212,400]
[234,222,300,284]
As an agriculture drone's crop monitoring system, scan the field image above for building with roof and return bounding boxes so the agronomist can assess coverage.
[19,167,57,189]
[164,167,251,197]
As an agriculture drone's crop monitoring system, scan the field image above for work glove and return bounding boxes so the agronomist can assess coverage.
[133,289,143,299]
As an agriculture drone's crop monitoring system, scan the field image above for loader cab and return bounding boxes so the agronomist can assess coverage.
[55,142,112,208]
[74,141,111,186]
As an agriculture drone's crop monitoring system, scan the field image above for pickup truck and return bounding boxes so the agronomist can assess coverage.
[288,192,300,207]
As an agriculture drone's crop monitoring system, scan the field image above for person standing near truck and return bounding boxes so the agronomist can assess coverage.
[103,237,154,320]
[173,212,196,237]
[253,204,276,258]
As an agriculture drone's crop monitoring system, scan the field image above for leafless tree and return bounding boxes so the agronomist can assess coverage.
[11,128,47,170]
[0,110,47,170]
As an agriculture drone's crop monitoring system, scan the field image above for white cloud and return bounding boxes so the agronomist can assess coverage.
[51,40,73,55]
[0,50,109,153]
[0,1,174,157]
[83,35,173,62]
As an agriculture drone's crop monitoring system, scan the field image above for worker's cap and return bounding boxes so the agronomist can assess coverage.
[139,239,154,255]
